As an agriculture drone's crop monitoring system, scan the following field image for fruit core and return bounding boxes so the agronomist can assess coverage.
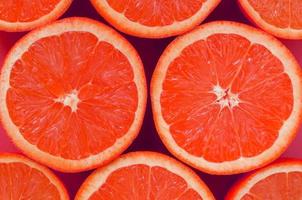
[213,85,240,109]
[56,90,80,112]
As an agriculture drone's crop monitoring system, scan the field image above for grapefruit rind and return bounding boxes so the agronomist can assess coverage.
[238,0,302,39]
[226,159,302,200]
[0,153,69,200]
[0,0,73,32]
[90,0,221,38]
[151,21,302,175]
[0,17,147,172]
[75,151,215,200]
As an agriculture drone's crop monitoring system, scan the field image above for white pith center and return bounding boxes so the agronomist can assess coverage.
[213,85,240,108]
[56,90,80,112]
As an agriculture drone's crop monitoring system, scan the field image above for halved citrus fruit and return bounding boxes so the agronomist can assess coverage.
[0,17,147,172]
[226,159,302,199]
[151,21,302,175]
[90,0,221,38]
[238,0,302,39]
[0,0,72,32]
[75,151,215,200]
[0,153,69,199]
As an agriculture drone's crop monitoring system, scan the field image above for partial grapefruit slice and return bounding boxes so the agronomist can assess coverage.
[75,151,215,200]
[238,0,302,39]
[0,153,69,199]
[226,159,302,200]
[151,21,302,175]
[0,0,72,32]
[90,0,221,38]
[0,17,147,172]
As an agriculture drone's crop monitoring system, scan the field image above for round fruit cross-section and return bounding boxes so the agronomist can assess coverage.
[0,153,69,199]
[0,17,147,172]
[75,151,215,200]
[151,21,302,175]
[0,0,72,32]
[238,0,302,39]
[226,159,302,199]
[90,0,221,38]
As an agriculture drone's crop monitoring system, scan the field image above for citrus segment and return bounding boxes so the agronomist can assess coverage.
[0,153,69,199]
[1,0,61,22]
[226,159,302,200]
[0,17,147,172]
[238,0,302,39]
[75,151,215,200]
[0,0,72,32]
[107,0,204,26]
[90,0,221,38]
[8,33,136,160]
[247,0,290,28]
[151,21,302,175]
[90,165,191,199]
[291,0,302,29]
[248,173,288,199]
[231,43,285,93]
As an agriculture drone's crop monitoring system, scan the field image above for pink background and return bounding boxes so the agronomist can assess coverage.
[0,0,301,199]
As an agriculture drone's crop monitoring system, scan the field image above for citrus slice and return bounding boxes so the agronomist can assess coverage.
[0,153,69,199]
[0,17,147,172]
[238,0,302,39]
[90,0,221,38]
[75,151,215,200]
[226,159,302,200]
[151,21,302,175]
[0,0,72,32]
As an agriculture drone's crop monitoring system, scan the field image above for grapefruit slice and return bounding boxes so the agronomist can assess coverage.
[90,0,221,38]
[0,17,147,172]
[0,0,72,32]
[151,21,302,175]
[226,159,302,200]
[75,151,215,200]
[0,153,69,199]
[238,0,302,39]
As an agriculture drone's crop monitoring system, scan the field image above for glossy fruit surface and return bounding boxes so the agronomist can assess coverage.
[90,0,221,38]
[0,153,69,199]
[75,151,215,200]
[238,0,302,39]
[0,17,147,172]
[0,0,72,32]
[151,20,302,175]
[226,159,302,200]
